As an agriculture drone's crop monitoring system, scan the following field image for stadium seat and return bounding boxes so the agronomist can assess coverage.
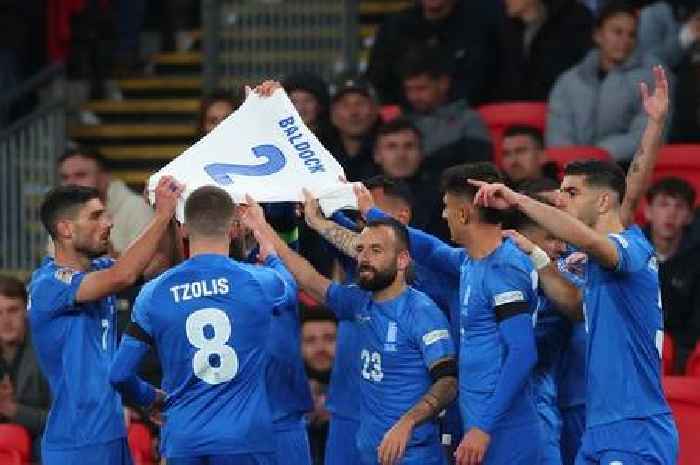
[663,376,700,465]
[650,145,700,207]
[477,101,548,167]
[128,422,155,465]
[545,146,612,178]
[663,331,675,376]
[685,342,700,377]
[0,424,31,465]
[379,105,401,123]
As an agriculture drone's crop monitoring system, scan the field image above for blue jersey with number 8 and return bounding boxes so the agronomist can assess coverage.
[131,254,292,458]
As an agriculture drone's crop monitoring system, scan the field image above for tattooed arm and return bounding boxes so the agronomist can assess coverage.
[302,190,361,258]
[377,358,458,465]
[620,65,670,227]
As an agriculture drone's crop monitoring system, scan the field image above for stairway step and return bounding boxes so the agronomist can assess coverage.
[117,77,202,92]
[360,1,411,15]
[83,99,200,115]
[100,145,189,160]
[68,124,197,140]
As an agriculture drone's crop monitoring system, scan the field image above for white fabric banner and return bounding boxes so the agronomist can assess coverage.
[147,89,356,221]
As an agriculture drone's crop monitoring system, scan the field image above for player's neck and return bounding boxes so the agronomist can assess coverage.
[592,212,624,236]
[462,223,502,260]
[188,238,230,257]
[53,245,92,271]
[372,279,406,302]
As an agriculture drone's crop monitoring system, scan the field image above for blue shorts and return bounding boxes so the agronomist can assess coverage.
[575,414,678,465]
[482,423,542,465]
[325,415,361,465]
[561,405,585,465]
[536,401,562,465]
[42,438,133,465]
[274,421,311,465]
[358,442,445,465]
[167,453,276,465]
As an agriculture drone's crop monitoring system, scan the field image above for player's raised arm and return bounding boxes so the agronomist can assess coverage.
[242,194,331,304]
[504,230,583,321]
[303,190,360,259]
[620,65,670,227]
[471,181,621,270]
[76,176,183,303]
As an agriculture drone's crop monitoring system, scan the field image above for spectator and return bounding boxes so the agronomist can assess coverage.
[400,48,492,169]
[546,2,662,163]
[56,147,154,256]
[643,177,700,371]
[366,0,501,107]
[637,1,700,68]
[301,306,337,465]
[198,90,241,137]
[283,72,333,144]
[501,125,559,187]
[494,0,593,101]
[669,12,700,142]
[326,76,380,181]
[371,119,450,239]
[0,275,50,461]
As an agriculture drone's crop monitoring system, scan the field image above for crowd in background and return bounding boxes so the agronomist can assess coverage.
[2,0,700,463]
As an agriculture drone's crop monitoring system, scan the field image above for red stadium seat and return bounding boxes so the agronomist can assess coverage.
[650,145,700,207]
[663,376,700,465]
[128,422,155,465]
[0,424,31,465]
[477,101,548,167]
[545,146,612,178]
[685,342,700,377]
[663,332,675,376]
[379,105,401,123]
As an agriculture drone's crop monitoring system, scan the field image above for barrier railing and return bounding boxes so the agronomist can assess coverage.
[0,64,66,274]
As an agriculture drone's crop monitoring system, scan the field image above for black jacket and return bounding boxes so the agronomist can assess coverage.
[493,0,593,101]
[366,0,502,107]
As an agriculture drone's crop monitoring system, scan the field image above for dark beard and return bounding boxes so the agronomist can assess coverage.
[357,264,397,292]
[75,242,108,259]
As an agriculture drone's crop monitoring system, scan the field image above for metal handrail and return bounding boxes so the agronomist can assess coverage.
[0,63,65,108]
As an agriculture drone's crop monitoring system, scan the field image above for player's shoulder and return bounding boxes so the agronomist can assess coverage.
[492,239,534,274]
[30,258,80,293]
[610,225,654,254]
[402,287,443,317]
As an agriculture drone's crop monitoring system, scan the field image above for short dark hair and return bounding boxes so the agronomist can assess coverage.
[563,159,626,202]
[364,175,415,210]
[0,275,27,303]
[364,217,411,252]
[58,147,108,170]
[596,1,639,29]
[184,185,236,237]
[375,117,422,143]
[199,89,242,135]
[300,304,337,326]
[502,125,544,149]
[399,46,453,82]
[441,162,506,224]
[40,185,101,239]
[646,177,696,207]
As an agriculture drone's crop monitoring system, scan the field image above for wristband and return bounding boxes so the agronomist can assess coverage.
[529,246,551,271]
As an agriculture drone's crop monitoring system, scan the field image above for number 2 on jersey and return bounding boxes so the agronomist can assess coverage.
[186,308,239,385]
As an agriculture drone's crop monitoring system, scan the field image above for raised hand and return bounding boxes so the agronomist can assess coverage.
[353,183,375,218]
[253,80,283,97]
[253,229,276,262]
[468,180,520,210]
[640,65,669,123]
[239,194,266,230]
[502,229,536,254]
[301,189,324,230]
[153,176,184,218]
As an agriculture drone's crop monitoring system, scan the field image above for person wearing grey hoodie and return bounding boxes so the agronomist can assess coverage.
[546,1,667,163]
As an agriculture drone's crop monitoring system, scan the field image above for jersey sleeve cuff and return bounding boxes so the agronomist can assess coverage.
[366,207,388,222]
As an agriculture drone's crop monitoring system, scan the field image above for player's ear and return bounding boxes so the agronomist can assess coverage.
[55,219,73,241]
[598,191,613,214]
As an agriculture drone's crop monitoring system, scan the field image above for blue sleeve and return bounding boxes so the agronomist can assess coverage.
[473,314,537,433]
[410,298,456,368]
[109,335,157,407]
[485,261,536,311]
[132,284,155,336]
[32,269,86,317]
[534,301,571,369]
[366,208,463,278]
[609,231,650,274]
[264,254,299,307]
[331,211,358,230]
[325,283,368,321]
[256,266,295,315]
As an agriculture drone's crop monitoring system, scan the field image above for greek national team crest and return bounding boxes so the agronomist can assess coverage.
[147,89,353,221]
[384,321,398,352]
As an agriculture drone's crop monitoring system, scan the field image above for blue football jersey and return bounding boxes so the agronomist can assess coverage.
[131,254,292,457]
[533,292,570,410]
[263,257,314,427]
[459,239,539,430]
[325,284,455,464]
[28,257,125,450]
[583,226,671,427]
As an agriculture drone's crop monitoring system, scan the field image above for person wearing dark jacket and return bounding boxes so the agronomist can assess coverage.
[494,0,593,101]
[366,0,502,107]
